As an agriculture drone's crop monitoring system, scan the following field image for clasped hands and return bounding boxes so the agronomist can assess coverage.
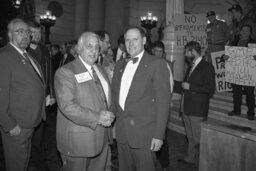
[9,124,21,136]
[98,110,115,127]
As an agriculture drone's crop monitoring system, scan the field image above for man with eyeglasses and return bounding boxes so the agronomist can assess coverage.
[0,18,45,171]
[27,20,53,171]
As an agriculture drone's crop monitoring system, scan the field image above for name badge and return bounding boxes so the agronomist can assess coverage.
[206,28,211,32]
[75,72,92,83]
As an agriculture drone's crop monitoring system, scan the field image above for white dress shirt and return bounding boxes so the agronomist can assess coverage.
[79,56,109,104]
[119,50,144,110]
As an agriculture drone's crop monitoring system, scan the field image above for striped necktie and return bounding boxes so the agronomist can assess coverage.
[23,52,42,78]
[91,66,108,109]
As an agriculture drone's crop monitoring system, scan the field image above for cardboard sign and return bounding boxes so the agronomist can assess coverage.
[211,51,232,92]
[225,46,256,86]
[173,14,207,47]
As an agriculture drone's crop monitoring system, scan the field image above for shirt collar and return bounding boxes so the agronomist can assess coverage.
[10,42,26,55]
[78,56,93,71]
[193,56,202,66]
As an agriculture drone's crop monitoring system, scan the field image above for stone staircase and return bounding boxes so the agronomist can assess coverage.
[168,91,256,135]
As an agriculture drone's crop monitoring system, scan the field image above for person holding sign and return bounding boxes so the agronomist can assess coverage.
[228,4,256,41]
[205,11,229,64]
[223,24,256,120]
[179,41,215,168]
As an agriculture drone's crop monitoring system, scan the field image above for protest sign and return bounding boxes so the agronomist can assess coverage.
[225,46,256,86]
[173,14,207,47]
[211,51,232,92]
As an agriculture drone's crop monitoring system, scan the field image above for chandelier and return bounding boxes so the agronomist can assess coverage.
[12,0,23,8]
[40,11,56,44]
[40,11,56,27]
[140,11,158,30]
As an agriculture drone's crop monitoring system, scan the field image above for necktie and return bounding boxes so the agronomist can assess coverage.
[23,52,42,78]
[91,66,108,108]
[125,57,139,64]
[184,62,194,81]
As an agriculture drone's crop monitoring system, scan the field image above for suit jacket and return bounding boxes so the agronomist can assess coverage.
[111,52,171,148]
[54,58,112,157]
[27,44,52,96]
[183,59,215,117]
[0,43,45,132]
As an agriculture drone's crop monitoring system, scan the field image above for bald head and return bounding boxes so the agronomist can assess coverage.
[77,32,100,65]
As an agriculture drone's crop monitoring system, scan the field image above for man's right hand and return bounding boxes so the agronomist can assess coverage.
[9,125,21,136]
[98,111,115,127]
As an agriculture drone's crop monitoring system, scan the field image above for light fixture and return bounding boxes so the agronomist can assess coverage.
[12,0,23,8]
[40,11,56,44]
[140,11,158,30]
[140,11,158,50]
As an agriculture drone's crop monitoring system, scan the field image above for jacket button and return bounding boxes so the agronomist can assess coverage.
[130,120,134,125]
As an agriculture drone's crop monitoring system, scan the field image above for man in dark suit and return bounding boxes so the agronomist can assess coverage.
[0,18,45,171]
[54,32,115,171]
[179,41,215,167]
[111,26,171,171]
[59,41,75,67]
[27,20,54,171]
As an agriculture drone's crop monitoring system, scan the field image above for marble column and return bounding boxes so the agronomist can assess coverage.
[74,0,89,39]
[88,0,105,31]
[163,0,184,82]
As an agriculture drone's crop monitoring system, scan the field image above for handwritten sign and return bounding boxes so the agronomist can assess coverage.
[225,46,256,86]
[173,14,207,47]
[211,51,232,92]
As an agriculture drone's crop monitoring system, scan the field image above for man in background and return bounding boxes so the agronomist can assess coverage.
[179,41,215,168]
[205,11,229,63]
[0,18,45,171]
[95,30,115,81]
[27,20,55,171]
[228,4,256,41]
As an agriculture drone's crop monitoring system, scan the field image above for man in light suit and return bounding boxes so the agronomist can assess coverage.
[111,26,171,171]
[54,32,115,171]
[0,18,45,171]
[179,41,215,168]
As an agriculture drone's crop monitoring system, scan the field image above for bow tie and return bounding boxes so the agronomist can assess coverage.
[125,57,139,64]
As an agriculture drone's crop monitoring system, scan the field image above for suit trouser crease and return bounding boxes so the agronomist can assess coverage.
[117,142,157,171]
[182,114,205,164]
[1,128,33,171]
[61,142,110,171]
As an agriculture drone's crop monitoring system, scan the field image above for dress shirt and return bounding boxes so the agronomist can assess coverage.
[119,50,144,110]
[190,56,202,74]
[79,56,109,104]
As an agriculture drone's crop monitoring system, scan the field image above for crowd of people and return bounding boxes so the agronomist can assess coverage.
[0,3,255,171]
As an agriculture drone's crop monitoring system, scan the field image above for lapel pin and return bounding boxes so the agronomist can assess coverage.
[22,59,26,64]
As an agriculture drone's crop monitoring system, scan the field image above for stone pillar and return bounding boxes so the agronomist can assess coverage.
[74,0,89,39]
[88,0,105,31]
[163,0,184,82]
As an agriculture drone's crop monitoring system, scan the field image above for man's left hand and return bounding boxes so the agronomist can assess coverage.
[150,138,163,152]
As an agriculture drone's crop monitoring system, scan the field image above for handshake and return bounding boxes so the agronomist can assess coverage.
[98,110,115,127]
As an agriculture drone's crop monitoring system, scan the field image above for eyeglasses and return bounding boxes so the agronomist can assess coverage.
[13,29,31,36]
